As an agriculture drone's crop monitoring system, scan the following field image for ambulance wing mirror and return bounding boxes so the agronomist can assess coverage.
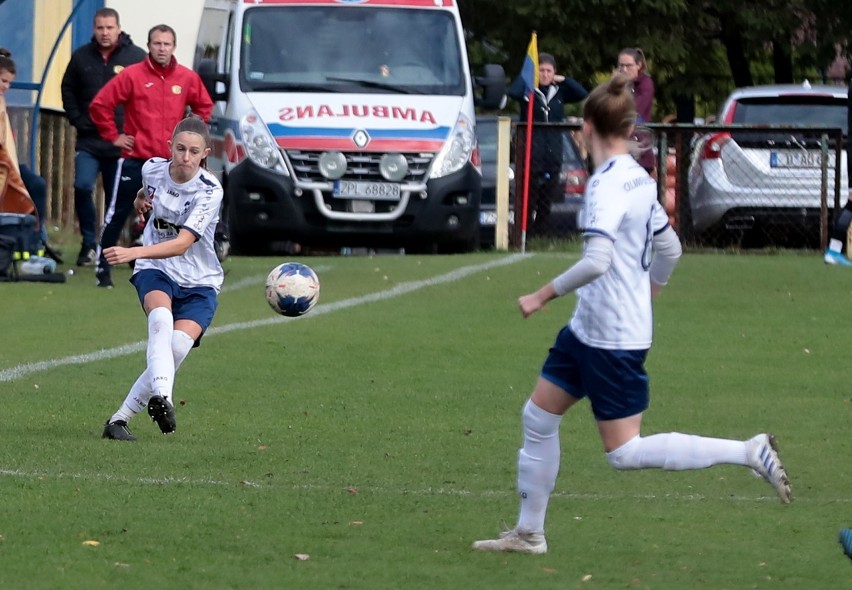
[197,59,229,102]
[475,64,507,111]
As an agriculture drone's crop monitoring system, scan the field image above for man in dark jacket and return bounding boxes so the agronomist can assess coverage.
[61,7,145,267]
[508,52,587,234]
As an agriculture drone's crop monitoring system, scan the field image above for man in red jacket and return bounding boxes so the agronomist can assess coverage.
[90,24,213,288]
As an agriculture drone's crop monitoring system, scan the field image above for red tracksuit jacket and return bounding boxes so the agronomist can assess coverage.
[89,55,213,161]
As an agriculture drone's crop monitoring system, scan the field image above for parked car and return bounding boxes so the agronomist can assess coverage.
[476,116,587,245]
[688,82,848,242]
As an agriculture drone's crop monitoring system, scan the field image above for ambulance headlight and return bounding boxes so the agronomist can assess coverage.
[429,114,475,179]
[379,153,408,182]
[240,110,287,173]
[319,151,347,180]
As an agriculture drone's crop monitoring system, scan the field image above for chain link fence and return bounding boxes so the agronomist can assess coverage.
[500,122,845,251]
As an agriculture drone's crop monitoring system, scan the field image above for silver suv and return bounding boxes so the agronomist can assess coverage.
[688,82,848,239]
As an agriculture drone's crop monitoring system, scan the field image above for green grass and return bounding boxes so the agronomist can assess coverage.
[1,249,851,589]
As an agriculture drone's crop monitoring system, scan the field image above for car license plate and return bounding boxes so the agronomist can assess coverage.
[480,211,498,225]
[333,180,401,201]
[770,151,835,169]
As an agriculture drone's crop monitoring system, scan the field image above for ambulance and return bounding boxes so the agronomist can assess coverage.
[194,0,505,253]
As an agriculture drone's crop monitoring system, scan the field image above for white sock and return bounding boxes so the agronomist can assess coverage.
[606,433,748,471]
[110,329,194,424]
[516,400,562,533]
[147,307,175,402]
[829,238,843,253]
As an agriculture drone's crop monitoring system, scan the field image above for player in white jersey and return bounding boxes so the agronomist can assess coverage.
[472,74,791,555]
[101,117,223,441]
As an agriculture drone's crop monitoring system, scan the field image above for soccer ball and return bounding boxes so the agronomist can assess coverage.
[265,262,320,317]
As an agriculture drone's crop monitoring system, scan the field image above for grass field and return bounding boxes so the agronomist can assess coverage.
[1,248,851,589]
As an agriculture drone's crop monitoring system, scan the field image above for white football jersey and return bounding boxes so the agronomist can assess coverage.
[571,154,670,350]
[133,158,224,292]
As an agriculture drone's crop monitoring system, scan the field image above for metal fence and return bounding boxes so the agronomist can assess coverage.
[12,112,846,254]
[506,122,845,251]
[7,107,82,233]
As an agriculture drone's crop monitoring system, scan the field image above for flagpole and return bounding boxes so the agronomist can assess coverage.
[521,95,534,254]
[519,32,538,255]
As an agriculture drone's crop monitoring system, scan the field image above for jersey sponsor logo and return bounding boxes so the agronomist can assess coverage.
[166,189,179,198]
[278,104,437,125]
[622,176,655,192]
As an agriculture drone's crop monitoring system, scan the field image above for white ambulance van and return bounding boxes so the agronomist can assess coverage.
[194,0,505,253]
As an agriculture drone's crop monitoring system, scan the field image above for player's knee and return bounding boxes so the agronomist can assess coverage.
[606,435,642,470]
[522,399,560,441]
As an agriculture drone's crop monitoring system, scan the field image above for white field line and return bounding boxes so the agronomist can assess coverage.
[0,467,830,504]
[0,255,529,383]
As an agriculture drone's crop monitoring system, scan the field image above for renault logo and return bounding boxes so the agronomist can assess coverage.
[352,129,370,148]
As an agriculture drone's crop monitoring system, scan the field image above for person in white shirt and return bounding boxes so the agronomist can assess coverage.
[472,74,792,555]
[101,117,223,441]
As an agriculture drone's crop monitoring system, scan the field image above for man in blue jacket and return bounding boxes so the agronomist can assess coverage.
[61,7,145,267]
[508,52,587,234]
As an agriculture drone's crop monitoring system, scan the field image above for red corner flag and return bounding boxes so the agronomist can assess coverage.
[520,33,538,253]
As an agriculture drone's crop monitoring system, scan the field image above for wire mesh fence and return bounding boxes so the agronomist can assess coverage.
[498,122,845,252]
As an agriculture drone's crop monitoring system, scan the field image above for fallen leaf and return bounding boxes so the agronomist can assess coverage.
[114,562,130,568]
[293,553,310,561]
[179,400,187,406]
[582,574,592,582]
[540,566,557,574]
[82,540,100,547]
[349,521,363,526]
[346,487,358,495]
[257,445,268,451]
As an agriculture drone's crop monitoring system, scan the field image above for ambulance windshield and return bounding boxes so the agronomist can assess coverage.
[240,6,466,96]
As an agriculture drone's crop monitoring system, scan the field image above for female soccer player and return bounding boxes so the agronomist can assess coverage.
[472,74,791,554]
[101,116,223,441]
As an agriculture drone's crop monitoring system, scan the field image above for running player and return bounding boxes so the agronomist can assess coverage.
[101,116,223,441]
[472,73,791,554]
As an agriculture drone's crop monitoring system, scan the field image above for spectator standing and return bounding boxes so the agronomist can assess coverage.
[507,52,587,234]
[616,47,656,173]
[61,8,146,267]
[89,24,213,288]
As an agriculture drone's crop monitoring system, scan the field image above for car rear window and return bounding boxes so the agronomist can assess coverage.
[731,96,847,135]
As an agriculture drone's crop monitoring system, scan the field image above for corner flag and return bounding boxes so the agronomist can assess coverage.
[519,32,538,253]
[521,33,539,95]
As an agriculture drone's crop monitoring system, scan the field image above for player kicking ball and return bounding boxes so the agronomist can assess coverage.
[472,74,791,555]
[101,117,223,441]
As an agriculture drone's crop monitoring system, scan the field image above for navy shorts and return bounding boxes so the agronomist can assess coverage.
[130,269,218,346]
[540,326,650,421]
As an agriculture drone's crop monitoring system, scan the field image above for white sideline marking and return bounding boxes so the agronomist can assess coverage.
[0,255,529,383]
[0,468,828,504]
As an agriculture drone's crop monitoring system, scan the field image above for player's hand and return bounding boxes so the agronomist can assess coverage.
[134,194,152,218]
[104,246,136,265]
[114,134,135,150]
[518,292,545,318]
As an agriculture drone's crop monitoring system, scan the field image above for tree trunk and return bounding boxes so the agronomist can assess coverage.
[772,38,794,83]
[718,15,753,87]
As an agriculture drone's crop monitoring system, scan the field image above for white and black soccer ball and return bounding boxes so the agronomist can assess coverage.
[265,262,320,317]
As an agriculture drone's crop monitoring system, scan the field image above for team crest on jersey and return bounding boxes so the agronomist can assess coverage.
[172,85,183,95]
[113,65,124,75]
